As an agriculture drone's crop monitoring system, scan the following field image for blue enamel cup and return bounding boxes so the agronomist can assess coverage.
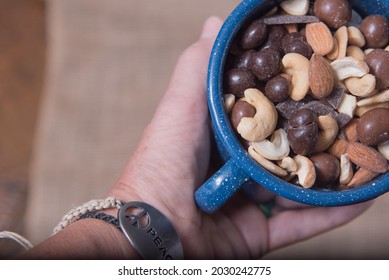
[195,0,389,213]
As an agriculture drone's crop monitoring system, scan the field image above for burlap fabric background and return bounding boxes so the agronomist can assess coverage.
[23,0,389,258]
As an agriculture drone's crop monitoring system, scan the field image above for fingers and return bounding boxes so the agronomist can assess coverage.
[112,17,223,200]
[159,16,223,110]
[267,200,373,251]
[221,194,269,258]
[274,196,312,210]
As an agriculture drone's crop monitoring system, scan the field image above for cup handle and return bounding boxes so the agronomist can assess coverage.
[195,159,250,213]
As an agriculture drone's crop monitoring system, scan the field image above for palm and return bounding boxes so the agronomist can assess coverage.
[110,17,371,259]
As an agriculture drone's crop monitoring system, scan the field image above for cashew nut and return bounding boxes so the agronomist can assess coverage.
[327,37,339,61]
[355,101,389,117]
[248,146,288,177]
[330,57,369,80]
[346,46,365,61]
[277,157,298,182]
[291,155,316,188]
[237,88,278,142]
[334,26,348,60]
[339,153,353,185]
[364,48,374,55]
[280,0,309,16]
[285,23,299,33]
[357,89,389,107]
[278,156,297,173]
[251,129,290,160]
[378,141,389,161]
[338,92,357,118]
[224,93,235,114]
[347,26,366,47]
[282,53,310,101]
[315,115,339,153]
[263,6,278,18]
[344,74,376,97]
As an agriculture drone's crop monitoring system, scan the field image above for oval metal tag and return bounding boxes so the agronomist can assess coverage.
[118,201,183,260]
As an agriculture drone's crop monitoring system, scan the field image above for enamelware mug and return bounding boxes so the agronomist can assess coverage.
[195,0,389,213]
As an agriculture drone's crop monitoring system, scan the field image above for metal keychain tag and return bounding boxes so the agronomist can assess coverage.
[118,201,184,260]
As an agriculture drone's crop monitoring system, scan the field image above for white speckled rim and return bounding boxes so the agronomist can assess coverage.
[195,0,389,213]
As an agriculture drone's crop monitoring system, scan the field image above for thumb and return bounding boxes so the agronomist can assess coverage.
[162,16,223,103]
[114,16,223,196]
[200,16,223,39]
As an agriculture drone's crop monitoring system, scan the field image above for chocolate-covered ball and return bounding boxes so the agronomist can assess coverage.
[283,40,313,59]
[360,14,389,48]
[224,68,256,97]
[265,75,290,102]
[282,32,312,59]
[357,108,389,146]
[259,25,287,54]
[233,50,256,69]
[313,0,352,29]
[230,100,256,130]
[250,49,281,81]
[310,153,340,186]
[282,32,306,48]
[287,109,318,156]
[240,19,267,50]
[365,49,389,89]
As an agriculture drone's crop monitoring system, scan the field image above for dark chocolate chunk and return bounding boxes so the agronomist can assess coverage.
[263,15,320,25]
[331,111,352,128]
[326,87,345,109]
[301,101,334,116]
[276,96,314,119]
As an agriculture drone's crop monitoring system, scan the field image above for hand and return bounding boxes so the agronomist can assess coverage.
[22,16,372,260]
[107,16,372,259]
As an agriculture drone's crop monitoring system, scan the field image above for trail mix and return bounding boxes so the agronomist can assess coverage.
[223,0,389,189]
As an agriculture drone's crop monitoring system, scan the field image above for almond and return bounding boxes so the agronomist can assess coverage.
[348,142,388,173]
[342,119,359,142]
[347,168,379,188]
[306,22,334,56]
[309,54,334,99]
[327,138,348,159]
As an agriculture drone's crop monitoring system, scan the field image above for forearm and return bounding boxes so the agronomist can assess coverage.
[19,218,138,259]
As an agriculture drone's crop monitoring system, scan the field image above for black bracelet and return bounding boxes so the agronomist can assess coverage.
[79,201,183,260]
[79,212,120,229]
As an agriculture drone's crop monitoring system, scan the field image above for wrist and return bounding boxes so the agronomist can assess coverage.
[20,215,139,259]
[70,217,139,259]
[68,198,184,260]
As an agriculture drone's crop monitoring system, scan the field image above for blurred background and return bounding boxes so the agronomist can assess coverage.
[0,0,388,259]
